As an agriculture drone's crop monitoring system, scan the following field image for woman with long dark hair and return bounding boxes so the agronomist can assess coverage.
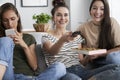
[77,0,120,79]
[78,0,120,68]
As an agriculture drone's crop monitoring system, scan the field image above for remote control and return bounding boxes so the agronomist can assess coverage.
[71,31,81,37]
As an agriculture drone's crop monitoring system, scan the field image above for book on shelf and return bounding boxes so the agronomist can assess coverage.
[71,48,107,55]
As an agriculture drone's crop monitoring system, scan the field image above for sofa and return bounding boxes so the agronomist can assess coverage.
[27,32,48,74]
[35,44,47,75]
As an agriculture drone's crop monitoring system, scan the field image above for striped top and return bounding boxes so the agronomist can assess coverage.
[42,33,85,68]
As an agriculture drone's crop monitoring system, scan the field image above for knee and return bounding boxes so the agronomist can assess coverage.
[106,51,120,64]
[0,37,13,47]
[53,62,66,74]
[89,65,120,80]
[61,73,82,80]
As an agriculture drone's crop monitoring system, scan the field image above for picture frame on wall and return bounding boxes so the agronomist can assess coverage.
[0,0,16,6]
[21,0,48,7]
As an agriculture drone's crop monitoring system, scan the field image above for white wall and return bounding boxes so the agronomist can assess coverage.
[15,0,53,31]
[108,0,120,24]
[69,0,120,32]
[5,0,120,32]
[14,0,90,31]
[3,0,91,31]
[70,0,91,31]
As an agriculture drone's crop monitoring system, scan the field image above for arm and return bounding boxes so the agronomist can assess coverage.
[102,18,120,56]
[80,47,120,61]
[0,64,6,80]
[105,18,120,55]
[43,32,75,55]
[22,43,37,71]
[12,32,37,71]
[43,38,65,55]
[105,46,120,56]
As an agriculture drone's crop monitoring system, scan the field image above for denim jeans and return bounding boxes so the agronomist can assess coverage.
[89,64,120,80]
[67,51,120,80]
[91,51,120,67]
[67,64,120,80]
[14,62,66,80]
[106,51,120,64]
[61,72,82,80]
[0,37,14,80]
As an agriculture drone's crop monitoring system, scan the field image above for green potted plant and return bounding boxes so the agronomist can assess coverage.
[33,13,51,32]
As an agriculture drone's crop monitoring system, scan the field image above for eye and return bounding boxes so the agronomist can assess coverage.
[2,19,8,22]
[11,17,16,21]
[56,13,62,17]
[100,7,104,11]
[64,13,68,17]
[92,7,97,10]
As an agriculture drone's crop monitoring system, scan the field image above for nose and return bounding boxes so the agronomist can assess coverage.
[8,20,12,27]
[61,15,65,20]
[96,9,101,13]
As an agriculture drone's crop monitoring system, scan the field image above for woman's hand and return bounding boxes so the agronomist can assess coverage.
[60,32,77,43]
[79,53,105,66]
[88,52,107,60]
[79,54,91,66]
[10,31,27,48]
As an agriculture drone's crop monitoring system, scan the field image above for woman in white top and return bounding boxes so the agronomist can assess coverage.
[42,0,83,80]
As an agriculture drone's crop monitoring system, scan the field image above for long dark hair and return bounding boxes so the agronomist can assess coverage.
[89,0,114,50]
[0,3,22,36]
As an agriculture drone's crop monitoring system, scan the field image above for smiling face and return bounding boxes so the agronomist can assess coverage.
[53,7,69,28]
[90,0,104,24]
[2,10,19,30]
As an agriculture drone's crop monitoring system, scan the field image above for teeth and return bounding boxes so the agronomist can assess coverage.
[95,15,101,18]
[95,16,99,17]
[60,21,65,24]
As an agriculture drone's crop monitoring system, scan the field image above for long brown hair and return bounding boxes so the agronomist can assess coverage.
[89,0,114,50]
[0,3,22,36]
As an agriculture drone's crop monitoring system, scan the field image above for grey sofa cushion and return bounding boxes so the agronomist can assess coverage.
[35,44,47,75]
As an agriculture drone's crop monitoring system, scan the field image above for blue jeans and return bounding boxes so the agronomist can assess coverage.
[67,51,120,80]
[89,64,120,80]
[61,72,82,80]
[14,62,66,80]
[0,37,14,80]
[67,64,120,80]
[91,51,120,67]
[106,51,120,64]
